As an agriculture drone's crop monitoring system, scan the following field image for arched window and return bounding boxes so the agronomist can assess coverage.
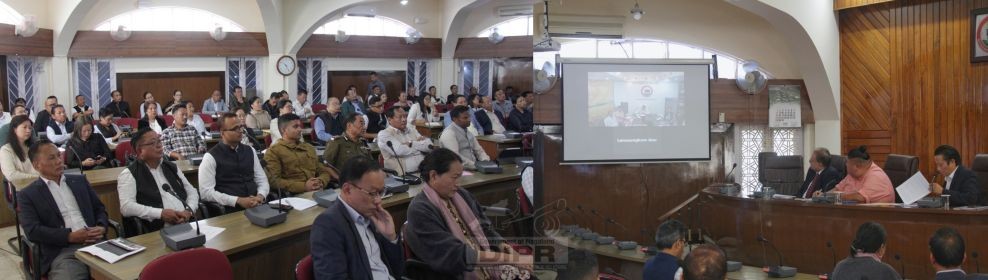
[314,16,415,37]
[94,7,245,32]
[553,38,772,79]
[0,2,24,26]
[477,16,533,37]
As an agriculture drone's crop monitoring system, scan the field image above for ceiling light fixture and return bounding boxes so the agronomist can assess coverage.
[630,1,644,20]
[400,0,408,6]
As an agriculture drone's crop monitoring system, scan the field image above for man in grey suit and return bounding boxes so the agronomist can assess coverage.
[930,227,970,280]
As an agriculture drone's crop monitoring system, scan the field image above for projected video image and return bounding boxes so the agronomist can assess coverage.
[587,72,687,127]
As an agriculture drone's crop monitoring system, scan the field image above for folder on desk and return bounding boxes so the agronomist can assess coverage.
[78,239,145,264]
[895,171,931,205]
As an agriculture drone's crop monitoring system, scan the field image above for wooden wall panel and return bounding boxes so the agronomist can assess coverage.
[840,0,988,176]
[454,36,534,58]
[835,0,895,10]
[116,72,225,116]
[493,58,533,95]
[0,24,54,56]
[533,78,816,125]
[297,35,441,58]
[69,31,268,57]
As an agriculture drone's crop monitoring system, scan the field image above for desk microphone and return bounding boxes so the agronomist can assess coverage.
[974,251,981,273]
[605,218,638,250]
[894,253,904,279]
[574,205,599,240]
[757,235,797,277]
[725,163,738,182]
[818,241,836,279]
[65,145,87,175]
[385,141,422,184]
[161,183,199,236]
[158,183,205,250]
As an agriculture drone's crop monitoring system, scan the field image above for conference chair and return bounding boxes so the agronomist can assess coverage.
[513,187,535,237]
[198,114,214,125]
[972,154,988,206]
[830,155,848,180]
[294,254,313,280]
[757,152,778,185]
[162,115,175,127]
[761,155,804,195]
[114,140,135,166]
[884,154,919,203]
[138,248,232,280]
[21,220,121,280]
[311,104,327,114]
[3,179,21,255]
[114,117,139,131]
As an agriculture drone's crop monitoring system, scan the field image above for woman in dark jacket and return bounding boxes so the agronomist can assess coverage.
[66,121,113,170]
[138,102,167,133]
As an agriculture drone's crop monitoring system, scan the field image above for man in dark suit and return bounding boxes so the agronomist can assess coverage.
[18,139,109,279]
[474,96,506,135]
[643,219,686,280]
[799,148,842,198]
[310,156,403,279]
[929,227,968,280]
[930,145,982,207]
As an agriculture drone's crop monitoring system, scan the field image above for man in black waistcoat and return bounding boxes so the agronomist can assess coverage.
[199,113,269,213]
[117,129,198,234]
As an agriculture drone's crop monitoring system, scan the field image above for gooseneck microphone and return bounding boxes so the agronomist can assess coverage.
[974,252,981,273]
[161,184,199,236]
[725,163,738,181]
[385,141,422,184]
[757,235,797,277]
[894,253,905,279]
[66,145,87,175]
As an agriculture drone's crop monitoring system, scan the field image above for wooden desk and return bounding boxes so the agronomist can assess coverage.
[415,123,443,140]
[476,135,522,159]
[546,230,819,280]
[700,187,988,278]
[77,165,521,280]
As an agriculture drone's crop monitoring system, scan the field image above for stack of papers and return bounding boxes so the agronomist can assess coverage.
[189,223,225,241]
[269,197,318,211]
[79,238,146,263]
[895,172,931,205]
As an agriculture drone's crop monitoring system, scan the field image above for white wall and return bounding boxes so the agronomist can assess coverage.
[114,57,227,73]
[76,0,266,31]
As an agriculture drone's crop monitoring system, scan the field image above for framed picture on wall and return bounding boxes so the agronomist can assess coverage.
[971,8,988,62]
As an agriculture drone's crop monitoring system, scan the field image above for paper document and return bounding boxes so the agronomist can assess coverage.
[269,197,318,211]
[895,171,931,205]
[772,194,795,200]
[78,239,146,263]
[189,223,225,241]
[953,206,988,211]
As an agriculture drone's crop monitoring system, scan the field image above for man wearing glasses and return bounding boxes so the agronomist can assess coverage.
[117,129,199,233]
[199,113,270,213]
[311,156,403,279]
[264,113,336,194]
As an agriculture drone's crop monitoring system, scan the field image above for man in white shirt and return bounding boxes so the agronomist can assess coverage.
[19,140,108,278]
[45,105,74,146]
[293,90,314,118]
[269,99,295,144]
[475,96,506,135]
[199,113,269,213]
[185,102,208,137]
[0,99,12,127]
[202,90,229,116]
[438,106,490,170]
[118,129,198,233]
[376,107,432,175]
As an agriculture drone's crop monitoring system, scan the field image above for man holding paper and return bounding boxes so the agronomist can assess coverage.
[818,146,894,203]
[929,145,982,207]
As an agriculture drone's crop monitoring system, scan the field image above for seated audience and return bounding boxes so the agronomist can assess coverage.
[323,113,372,169]
[390,91,413,111]
[508,93,534,132]
[0,100,11,128]
[407,93,440,127]
[71,94,94,123]
[184,102,208,137]
[311,156,404,279]
[556,249,599,280]
[367,72,386,97]
[930,145,982,207]
[930,227,968,280]
[405,148,532,278]
[822,146,894,203]
[138,102,166,134]
[376,107,432,175]
[65,121,112,170]
[475,96,507,135]
[1,115,39,188]
[315,97,345,144]
[683,244,727,280]
[118,129,198,233]
[229,86,250,113]
[269,99,295,144]
[162,90,184,115]
[493,90,513,120]
[233,107,264,152]
[246,96,271,130]
[443,95,480,135]
[365,96,387,138]
[107,90,132,118]
[445,84,460,105]
[139,91,163,118]
[831,222,901,279]
[342,85,367,117]
[644,219,687,280]
[33,95,57,133]
[94,108,124,143]
[160,105,205,160]
[439,106,490,170]
[0,105,31,147]
[45,105,74,147]
[202,89,229,115]
[262,91,282,119]
[293,90,314,118]
[797,148,842,198]
[199,113,269,213]
[265,113,334,194]
[18,140,108,279]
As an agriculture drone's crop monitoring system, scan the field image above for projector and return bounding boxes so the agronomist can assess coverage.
[766,265,797,278]
[726,261,742,272]
[159,223,206,251]
[384,175,410,194]
[616,241,638,250]
[313,189,339,208]
[475,161,502,174]
[503,131,523,139]
[245,204,287,228]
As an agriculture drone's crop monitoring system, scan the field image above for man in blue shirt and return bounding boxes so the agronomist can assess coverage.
[643,219,686,280]
[443,95,481,135]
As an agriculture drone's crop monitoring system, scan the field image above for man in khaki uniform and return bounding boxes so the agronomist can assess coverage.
[323,113,372,170]
[265,113,336,194]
